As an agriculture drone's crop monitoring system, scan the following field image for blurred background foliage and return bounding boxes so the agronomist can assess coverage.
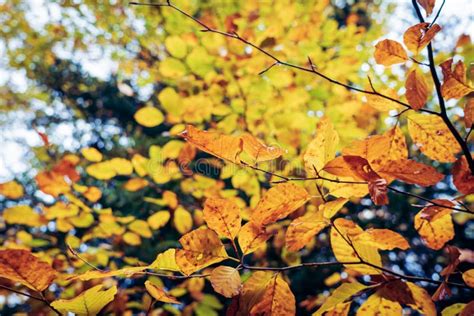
[0,0,472,314]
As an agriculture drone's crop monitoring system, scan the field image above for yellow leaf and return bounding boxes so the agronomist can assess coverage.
[210,266,242,298]
[331,218,382,274]
[285,211,329,252]
[0,249,57,292]
[128,220,152,238]
[165,35,187,58]
[414,202,454,250]
[314,281,369,316]
[321,198,349,219]
[44,202,79,220]
[175,228,228,275]
[109,158,133,176]
[365,89,403,112]
[173,206,193,234]
[123,178,149,192]
[238,222,272,255]
[86,161,116,180]
[81,147,103,162]
[180,124,243,163]
[83,186,102,202]
[403,23,441,55]
[68,266,147,281]
[0,180,24,199]
[304,117,339,175]
[145,280,181,304]
[354,229,410,250]
[441,303,467,316]
[4,205,43,227]
[250,274,295,316]
[250,183,310,226]
[51,284,117,316]
[203,197,241,239]
[241,133,284,163]
[405,69,430,110]
[356,292,402,316]
[149,249,181,272]
[407,112,460,162]
[131,154,149,177]
[123,231,141,245]
[462,269,474,287]
[440,59,474,99]
[374,39,408,66]
[406,282,436,316]
[134,107,165,127]
[148,211,171,230]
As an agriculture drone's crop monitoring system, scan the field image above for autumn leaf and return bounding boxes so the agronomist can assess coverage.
[406,282,437,316]
[440,59,474,100]
[250,182,310,226]
[51,284,117,316]
[173,206,193,234]
[67,266,147,281]
[175,228,228,275]
[134,106,165,127]
[147,210,171,230]
[407,112,460,162]
[417,0,435,16]
[0,180,24,199]
[0,249,57,291]
[241,133,284,162]
[123,178,149,192]
[81,147,103,162]
[4,205,44,227]
[36,171,70,197]
[320,198,349,219]
[377,159,444,186]
[462,269,474,288]
[374,39,408,66]
[203,197,241,239]
[238,222,272,255]
[180,125,243,163]
[403,23,441,55]
[304,117,339,175]
[249,274,295,316]
[354,228,410,250]
[356,292,403,315]
[285,210,329,251]
[330,218,382,274]
[149,249,181,272]
[414,201,455,250]
[452,156,474,195]
[465,98,474,128]
[210,266,242,298]
[238,271,274,315]
[145,280,181,304]
[314,281,369,315]
[405,69,430,109]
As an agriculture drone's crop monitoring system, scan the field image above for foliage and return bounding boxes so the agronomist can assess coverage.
[0,0,473,315]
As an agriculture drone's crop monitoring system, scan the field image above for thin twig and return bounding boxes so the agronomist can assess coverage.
[430,0,446,27]
[0,285,61,315]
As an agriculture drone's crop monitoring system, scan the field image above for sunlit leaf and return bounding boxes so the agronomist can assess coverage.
[203,197,241,239]
[149,249,181,272]
[134,107,165,127]
[285,210,329,251]
[354,229,409,250]
[440,59,474,100]
[304,117,339,175]
[0,180,24,199]
[81,147,103,162]
[414,200,454,250]
[145,280,181,304]
[250,274,295,316]
[403,23,441,55]
[405,69,430,110]
[374,39,408,66]
[238,222,272,255]
[356,292,402,315]
[241,133,284,163]
[314,281,369,316]
[210,266,242,298]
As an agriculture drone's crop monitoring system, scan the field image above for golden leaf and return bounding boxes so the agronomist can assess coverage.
[81,147,103,162]
[4,205,44,227]
[149,249,181,272]
[145,280,181,304]
[238,271,274,315]
[462,269,474,288]
[440,59,474,100]
[314,281,369,316]
[0,249,57,291]
[148,211,171,230]
[128,220,152,238]
[123,178,149,192]
[414,202,454,250]
[203,197,241,239]
[134,107,164,127]
[250,183,310,226]
[285,211,329,251]
[321,198,349,219]
[354,228,410,250]
[180,125,243,163]
[67,266,147,281]
[377,159,444,186]
[173,206,193,234]
[0,180,24,199]
[250,274,295,316]
[175,228,228,275]
[238,222,272,255]
[210,266,242,298]
[403,23,441,55]
[406,282,437,316]
[241,133,284,162]
[35,171,70,197]
[374,39,408,66]
[407,112,460,162]
[405,69,430,109]
[51,284,117,316]
[304,117,339,175]
[356,292,402,315]
[330,218,382,274]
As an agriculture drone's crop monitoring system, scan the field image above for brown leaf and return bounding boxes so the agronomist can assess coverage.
[403,23,441,55]
[440,59,474,100]
[417,0,436,16]
[210,266,242,298]
[432,281,451,302]
[405,69,430,109]
[0,249,57,291]
[465,98,474,128]
[368,178,389,206]
[378,280,416,305]
[374,39,408,66]
[452,156,474,195]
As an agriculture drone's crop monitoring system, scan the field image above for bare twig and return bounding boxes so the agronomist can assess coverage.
[0,284,61,315]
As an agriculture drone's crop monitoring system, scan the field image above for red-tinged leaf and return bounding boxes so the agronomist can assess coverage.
[417,0,436,16]
[452,156,474,195]
[464,98,474,128]
[405,69,430,109]
[432,281,451,302]
[440,246,461,277]
[377,159,444,186]
[403,23,441,55]
[368,178,389,206]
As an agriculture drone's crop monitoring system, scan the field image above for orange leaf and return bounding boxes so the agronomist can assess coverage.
[452,156,474,195]
[403,23,441,55]
[440,59,474,100]
[414,202,454,250]
[406,282,437,316]
[0,249,57,291]
[238,222,272,255]
[145,281,181,304]
[180,125,243,163]
[241,133,284,163]
[0,180,24,199]
[36,171,70,197]
[354,228,410,250]
[405,69,430,110]
[464,98,474,128]
[237,271,274,315]
[250,183,310,226]
[377,159,444,186]
[203,197,241,239]
[210,266,242,298]
[175,228,228,275]
[285,211,329,251]
[249,274,295,316]
[374,39,408,66]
